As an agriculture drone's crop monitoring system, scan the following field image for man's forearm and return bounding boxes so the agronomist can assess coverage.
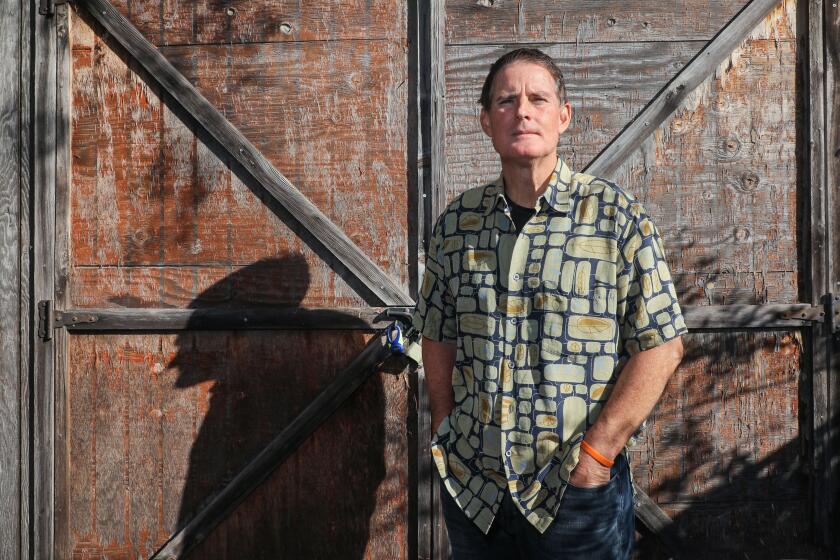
[422,336,457,432]
[583,336,685,460]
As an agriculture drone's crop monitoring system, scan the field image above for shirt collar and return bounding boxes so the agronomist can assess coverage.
[481,156,575,216]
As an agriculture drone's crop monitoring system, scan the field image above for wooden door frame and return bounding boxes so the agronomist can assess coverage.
[23,0,840,558]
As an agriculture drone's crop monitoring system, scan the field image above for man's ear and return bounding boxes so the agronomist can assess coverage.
[557,102,573,135]
[480,107,492,137]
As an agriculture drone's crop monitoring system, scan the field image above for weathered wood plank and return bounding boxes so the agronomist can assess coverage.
[806,0,831,550]
[632,487,685,557]
[587,0,785,178]
[74,0,412,307]
[19,0,34,555]
[613,3,798,301]
[444,41,699,202]
[445,0,751,45]
[46,302,818,333]
[68,261,381,309]
[51,306,406,332]
[0,0,21,557]
[54,5,72,559]
[822,0,840,551]
[630,331,809,558]
[107,0,405,46]
[32,3,58,558]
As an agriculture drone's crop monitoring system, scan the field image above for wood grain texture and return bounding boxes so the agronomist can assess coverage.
[445,0,751,45]
[73,0,411,306]
[55,5,73,560]
[0,0,20,557]
[33,5,58,559]
[589,0,788,178]
[152,333,393,559]
[805,0,831,549]
[70,8,410,307]
[107,0,405,46]
[630,331,810,558]
[443,41,699,203]
[613,2,799,305]
[822,0,840,550]
[66,331,409,560]
[18,0,33,556]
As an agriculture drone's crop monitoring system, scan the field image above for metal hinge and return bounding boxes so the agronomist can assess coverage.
[780,293,840,333]
[38,300,99,341]
[39,0,69,16]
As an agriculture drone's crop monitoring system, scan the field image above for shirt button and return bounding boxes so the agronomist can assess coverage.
[513,273,521,281]
[506,450,512,457]
[508,317,518,325]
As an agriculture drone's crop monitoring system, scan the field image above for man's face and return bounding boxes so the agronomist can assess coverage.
[480,61,572,164]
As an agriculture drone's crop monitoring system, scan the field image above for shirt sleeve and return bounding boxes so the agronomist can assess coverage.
[412,214,457,343]
[618,206,688,356]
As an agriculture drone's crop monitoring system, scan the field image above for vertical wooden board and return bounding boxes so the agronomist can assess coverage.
[70,16,165,266]
[66,329,408,558]
[629,331,807,557]
[445,0,752,44]
[443,42,699,203]
[0,0,20,556]
[614,3,799,304]
[107,0,406,46]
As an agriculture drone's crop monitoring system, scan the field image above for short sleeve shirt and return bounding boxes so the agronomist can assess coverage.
[411,157,687,534]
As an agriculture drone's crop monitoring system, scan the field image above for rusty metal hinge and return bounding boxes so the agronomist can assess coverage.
[39,0,69,16]
[38,300,99,341]
[780,293,840,333]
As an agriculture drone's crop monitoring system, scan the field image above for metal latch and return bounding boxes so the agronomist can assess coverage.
[39,0,68,16]
[780,293,840,333]
[38,300,99,341]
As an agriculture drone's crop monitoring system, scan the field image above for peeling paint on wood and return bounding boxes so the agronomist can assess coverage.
[614,5,799,305]
[70,9,408,307]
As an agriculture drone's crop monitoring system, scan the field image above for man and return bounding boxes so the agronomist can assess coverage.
[411,48,687,559]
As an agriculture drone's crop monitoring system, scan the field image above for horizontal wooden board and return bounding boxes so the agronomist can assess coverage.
[70,12,407,305]
[69,260,365,309]
[629,331,807,556]
[673,271,799,306]
[443,41,700,203]
[65,332,408,559]
[100,0,405,46]
[614,5,799,302]
[445,0,751,45]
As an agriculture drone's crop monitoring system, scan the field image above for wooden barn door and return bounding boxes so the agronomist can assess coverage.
[430,0,839,558]
[33,0,423,559]
[26,0,840,559]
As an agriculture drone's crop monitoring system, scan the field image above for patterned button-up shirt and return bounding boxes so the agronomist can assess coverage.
[412,157,687,534]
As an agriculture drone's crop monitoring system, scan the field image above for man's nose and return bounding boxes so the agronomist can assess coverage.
[515,98,532,119]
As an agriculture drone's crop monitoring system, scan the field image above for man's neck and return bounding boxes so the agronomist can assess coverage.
[501,154,558,209]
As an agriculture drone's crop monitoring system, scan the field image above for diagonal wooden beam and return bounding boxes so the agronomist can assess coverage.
[586,0,781,178]
[150,332,398,560]
[75,0,413,308]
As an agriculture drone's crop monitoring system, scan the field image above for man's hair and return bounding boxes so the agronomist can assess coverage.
[478,48,567,111]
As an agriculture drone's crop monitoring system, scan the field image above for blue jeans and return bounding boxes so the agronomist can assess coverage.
[438,453,635,559]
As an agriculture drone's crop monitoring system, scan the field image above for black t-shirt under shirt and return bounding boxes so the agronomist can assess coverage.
[507,199,537,232]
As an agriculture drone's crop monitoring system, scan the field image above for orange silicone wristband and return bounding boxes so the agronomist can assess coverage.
[580,440,615,468]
